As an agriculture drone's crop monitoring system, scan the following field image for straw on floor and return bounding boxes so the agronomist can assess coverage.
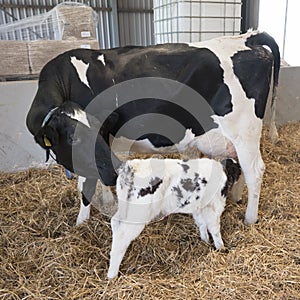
[0,122,299,299]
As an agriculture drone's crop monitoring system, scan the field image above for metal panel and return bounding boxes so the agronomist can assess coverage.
[153,0,242,43]
[117,0,154,46]
[0,0,115,48]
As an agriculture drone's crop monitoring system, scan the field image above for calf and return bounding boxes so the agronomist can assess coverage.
[107,157,242,279]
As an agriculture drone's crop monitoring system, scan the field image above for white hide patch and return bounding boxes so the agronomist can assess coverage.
[77,176,86,191]
[76,176,90,226]
[70,56,91,90]
[188,31,261,142]
[64,109,91,128]
[110,129,196,154]
[97,54,106,66]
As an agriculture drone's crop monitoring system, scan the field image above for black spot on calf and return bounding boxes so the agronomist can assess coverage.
[178,163,190,173]
[172,185,184,199]
[201,178,207,185]
[180,178,195,192]
[138,177,163,197]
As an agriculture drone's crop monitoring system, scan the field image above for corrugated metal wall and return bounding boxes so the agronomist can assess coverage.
[0,0,114,48]
[117,0,154,46]
[0,0,154,48]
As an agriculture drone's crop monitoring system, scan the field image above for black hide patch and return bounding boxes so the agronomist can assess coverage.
[172,186,184,199]
[173,184,190,208]
[209,83,232,116]
[178,163,190,173]
[82,178,98,206]
[180,178,195,192]
[231,48,273,119]
[221,159,241,197]
[82,194,90,207]
[138,177,163,197]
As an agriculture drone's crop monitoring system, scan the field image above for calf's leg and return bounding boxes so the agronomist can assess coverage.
[193,214,209,244]
[194,203,224,249]
[108,216,145,279]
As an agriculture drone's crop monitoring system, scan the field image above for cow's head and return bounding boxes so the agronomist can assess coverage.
[34,101,121,185]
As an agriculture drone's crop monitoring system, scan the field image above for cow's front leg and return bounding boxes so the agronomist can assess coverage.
[76,176,97,225]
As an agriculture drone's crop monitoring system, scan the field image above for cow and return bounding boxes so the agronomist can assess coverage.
[26,30,280,225]
[107,157,242,279]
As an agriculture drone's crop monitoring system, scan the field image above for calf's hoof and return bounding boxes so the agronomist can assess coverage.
[244,217,258,226]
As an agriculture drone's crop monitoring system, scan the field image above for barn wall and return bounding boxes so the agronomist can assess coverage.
[0,66,299,172]
[153,0,242,43]
[0,0,155,48]
[117,0,154,46]
[0,0,114,48]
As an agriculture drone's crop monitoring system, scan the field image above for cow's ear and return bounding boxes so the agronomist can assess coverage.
[34,126,59,149]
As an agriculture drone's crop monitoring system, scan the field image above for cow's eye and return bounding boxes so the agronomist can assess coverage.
[68,134,81,145]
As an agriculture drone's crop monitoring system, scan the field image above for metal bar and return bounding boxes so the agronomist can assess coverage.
[282,0,289,59]
[1,4,112,12]
[155,30,241,35]
[117,8,153,13]
[108,0,120,47]
[154,16,242,22]
[153,1,242,9]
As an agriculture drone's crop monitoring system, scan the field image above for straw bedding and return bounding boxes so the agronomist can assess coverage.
[0,123,299,299]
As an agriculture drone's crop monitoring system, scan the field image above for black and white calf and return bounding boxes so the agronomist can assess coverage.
[26,30,280,225]
[107,157,242,279]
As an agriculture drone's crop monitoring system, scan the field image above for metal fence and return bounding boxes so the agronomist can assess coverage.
[0,0,154,48]
[153,0,242,44]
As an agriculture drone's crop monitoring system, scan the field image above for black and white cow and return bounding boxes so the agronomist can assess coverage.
[108,157,242,279]
[26,30,280,225]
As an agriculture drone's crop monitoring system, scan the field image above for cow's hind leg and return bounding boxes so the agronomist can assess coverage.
[232,126,265,225]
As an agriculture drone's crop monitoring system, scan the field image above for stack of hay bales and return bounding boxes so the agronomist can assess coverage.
[0,4,99,80]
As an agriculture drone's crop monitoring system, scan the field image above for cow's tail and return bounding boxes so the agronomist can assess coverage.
[246,31,280,143]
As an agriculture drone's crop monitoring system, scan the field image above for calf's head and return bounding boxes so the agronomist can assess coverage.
[221,158,242,197]
[34,101,121,185]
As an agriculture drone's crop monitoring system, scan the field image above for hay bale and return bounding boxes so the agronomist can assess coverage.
[0,41,30,76]
[58,5,97,40]
[0,122,299,299]
[28,39,99,75]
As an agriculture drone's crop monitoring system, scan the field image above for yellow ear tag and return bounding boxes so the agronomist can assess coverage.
[43,135,52,147]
